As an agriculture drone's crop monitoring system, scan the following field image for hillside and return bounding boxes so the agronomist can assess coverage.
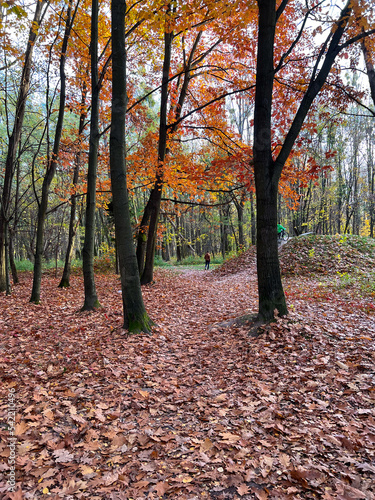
[280,234,375,277]
[215,235,375,299]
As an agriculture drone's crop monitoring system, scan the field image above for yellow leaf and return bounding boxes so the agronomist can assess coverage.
[43,487,49,494]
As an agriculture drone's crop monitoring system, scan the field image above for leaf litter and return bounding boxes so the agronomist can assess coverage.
[0,239,374,499]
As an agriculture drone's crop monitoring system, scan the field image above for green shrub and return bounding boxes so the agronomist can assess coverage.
[154,255,172,267]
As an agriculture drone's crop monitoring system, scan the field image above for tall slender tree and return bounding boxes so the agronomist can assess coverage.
[58,78,87,288]
[110,0,152,333]
[81,0,101,310]
[30,0,75,303]
[0,0,47,293]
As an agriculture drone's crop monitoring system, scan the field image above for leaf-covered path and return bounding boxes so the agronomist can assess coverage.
[0,258,375,499]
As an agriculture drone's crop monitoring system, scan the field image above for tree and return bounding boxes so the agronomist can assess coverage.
[253,0,375,321]
[110,0,152,333]
[81,0,101,310]
[134,1,256,284]
[30,0,76,303]
[0,0,47,293]
[58,78,88,288]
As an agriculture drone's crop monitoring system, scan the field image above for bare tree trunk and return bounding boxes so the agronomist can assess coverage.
[233,190,245,248]
[361,37,375,106]
[30,0,73,303]
[110,0,152,333]
[362,42,375,237]
[81,0,101,310]
[140,24,173,284]
[0,0,46,292]
[59,81,87,288]
[8,229,18,285]
[249,191,256,245]
[254,0,352,320]
[139,24,203,284]
[253,6,287,324]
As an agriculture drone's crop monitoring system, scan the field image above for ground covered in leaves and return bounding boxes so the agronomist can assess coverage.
[1,235,375,499]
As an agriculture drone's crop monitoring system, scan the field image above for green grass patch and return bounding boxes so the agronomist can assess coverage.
[15,259,82,272]
[155,254,225,267]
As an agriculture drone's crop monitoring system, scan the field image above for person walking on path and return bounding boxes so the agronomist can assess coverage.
[204,252,211,270]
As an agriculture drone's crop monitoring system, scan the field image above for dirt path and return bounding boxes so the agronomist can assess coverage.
[143,267,258,334]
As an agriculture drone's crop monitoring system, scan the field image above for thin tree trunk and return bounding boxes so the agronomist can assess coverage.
[8,229,18,285]
[110,0,152,333]
[140,25,173,284]
[361,37,375,106]
[366,129,375,238]
[0,0,46,292]
[362,42,375,237]
[136,196,152,276]
[337,156,343,233]
[30,0,73,303]
[59,81,87,288]
[139,26,202,284]
[81,0,100,310]
[233,191,245,248]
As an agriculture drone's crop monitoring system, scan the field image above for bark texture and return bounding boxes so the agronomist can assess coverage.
[253,0,287,321]
[81,0,100,310]
[110,0,152,333]
[30,0,73,303]
[253,0,353,321]
[0,0,46,292]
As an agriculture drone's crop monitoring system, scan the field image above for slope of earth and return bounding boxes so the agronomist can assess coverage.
[0,240,374,499]
[280,234,375,277]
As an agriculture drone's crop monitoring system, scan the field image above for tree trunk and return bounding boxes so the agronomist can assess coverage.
[81,0,100,310]
[138,26,202,283]
[233,191,245,248]
[249,191,256,245]
[59,80,87,288]
[253,0,353,320]
[110,0,152,333]
[8,229,18,285]
[0,0,46,292]
[136,196,152,276]
[362,42,375,237]
[141,179,164,283]
[337,156,343,233]
[30,0,73,303]
[361,37,375,106]
[175,212,182,262]
[366,128,375,238]
[140,26,173,284]
[254,0,287,320]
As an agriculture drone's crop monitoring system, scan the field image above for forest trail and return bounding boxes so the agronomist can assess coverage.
[1,263,375,499]
[144,266,258,335]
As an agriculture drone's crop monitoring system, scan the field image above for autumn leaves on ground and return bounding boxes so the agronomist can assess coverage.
[1,235,375,499]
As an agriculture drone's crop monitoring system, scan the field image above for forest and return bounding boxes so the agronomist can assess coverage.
[1,0,375,322]
[1,0,375,498]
